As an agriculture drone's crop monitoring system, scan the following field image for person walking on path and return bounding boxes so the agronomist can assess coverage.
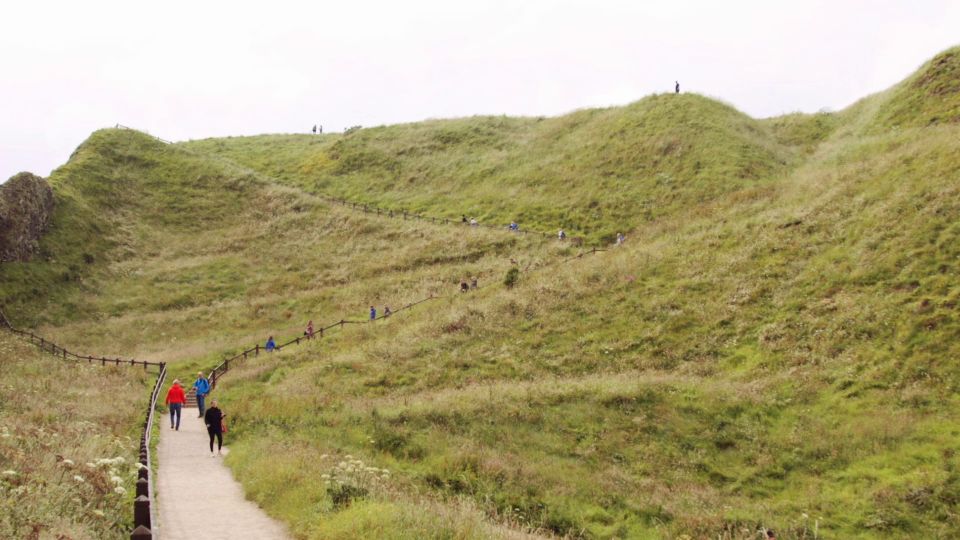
[383,306,392,317]
[305,320,314,339]
[165,379,186,431]
[193,372,211,417]
[204,400,226,457]
[265,336,277,352]
[675,81,680,94]
[369,306,377,321]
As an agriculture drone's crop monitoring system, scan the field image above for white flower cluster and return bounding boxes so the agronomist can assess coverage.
[323,455,390,489]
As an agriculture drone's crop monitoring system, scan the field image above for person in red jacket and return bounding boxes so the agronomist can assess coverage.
[165,379,186,431]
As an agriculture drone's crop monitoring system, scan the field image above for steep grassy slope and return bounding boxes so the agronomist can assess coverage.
[0,333,149,539]
[2,48,960,539]
[209,117,960,538]
[184,94,801,243]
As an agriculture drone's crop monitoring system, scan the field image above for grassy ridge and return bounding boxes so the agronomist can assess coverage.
[1,47,959,538]
[183,94,803,243]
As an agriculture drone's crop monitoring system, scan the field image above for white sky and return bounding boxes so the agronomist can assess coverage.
[1,0,958,181]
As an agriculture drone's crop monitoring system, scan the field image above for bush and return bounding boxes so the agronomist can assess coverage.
[503,267,519,288]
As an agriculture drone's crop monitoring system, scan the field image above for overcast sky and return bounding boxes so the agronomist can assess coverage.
[1,0,958,181]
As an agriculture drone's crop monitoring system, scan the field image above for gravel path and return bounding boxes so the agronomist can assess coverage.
[156,409,289,540]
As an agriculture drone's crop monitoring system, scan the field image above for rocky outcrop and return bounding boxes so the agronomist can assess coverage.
[0,172,55,262]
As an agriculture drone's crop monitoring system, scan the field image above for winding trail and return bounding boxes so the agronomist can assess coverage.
[156,408,289,540]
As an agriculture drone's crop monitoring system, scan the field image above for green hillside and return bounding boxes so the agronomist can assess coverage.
[183,94,802,243]
[3,47,960,539]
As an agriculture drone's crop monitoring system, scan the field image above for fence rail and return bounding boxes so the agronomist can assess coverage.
[0,307,165,539]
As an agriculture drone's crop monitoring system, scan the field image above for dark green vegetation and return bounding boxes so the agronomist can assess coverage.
[3,47,960,539]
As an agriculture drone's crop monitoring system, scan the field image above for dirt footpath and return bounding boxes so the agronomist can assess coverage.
[156,409,289,540]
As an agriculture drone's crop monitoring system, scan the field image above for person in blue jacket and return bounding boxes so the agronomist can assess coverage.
[265,336,277,352]
[369,306,377,321]
[193,371,211,417]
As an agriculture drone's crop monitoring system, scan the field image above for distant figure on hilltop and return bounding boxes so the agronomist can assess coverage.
[265,336,276,352]
[304,320,314,339]
[675,81,680,94]
[616,232,625,246]
[460,279,469,293]
[471,277,478,289]
[370,306,377,320]
[312,125,317,134]
[470,218,478,227]
[383,306,392,317]
[558,229,566,240]
[318,125,323,134]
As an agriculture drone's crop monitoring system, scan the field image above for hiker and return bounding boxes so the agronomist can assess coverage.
[383,306,392,317]
[509,222,519,232]
[204,399,226,457]
[304,320,314,339]
[370,306,377,320]
[318,125,323,134]
[616,232,625,245]
[765,530,776,540]
[558,229,566,240]
[165,379,186,431]
[460,280,469,293]
[470,218,478,227]
[471,277,478,289]
[312,125,317,134]
[675,81,680,94]
[265,336,276,352]
[193,372,211,417]
[462,214,468,224]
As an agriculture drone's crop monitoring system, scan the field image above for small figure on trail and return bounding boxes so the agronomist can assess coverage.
[165,379,186,431]
[193,372,211,417]
[312,125,317,134]
[265,336,277,352]
[370,306,377,320]
[384,306,392,317]
[675,81,680,94]
[471,277,478,289]
[558,229,566,240]
[462,214,468,224]
[509,222,519,232]
[616,232,625,246]
[318,125,323,134]
[204,399,226,457]
[470,218,478,227]
[305,320,314,339]
[460,280,469,293]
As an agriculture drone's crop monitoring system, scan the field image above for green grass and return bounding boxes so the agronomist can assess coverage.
[2,47,960,539]
[0,333,150,539]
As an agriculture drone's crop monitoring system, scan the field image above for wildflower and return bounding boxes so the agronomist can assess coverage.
[61,459,75,466]
[92,509,105,517]
[73,475,85,483]
[114,486,127,495]
[86,463,96,469]
[111,475,124,485]
[320,454,329,460]
[2,470,15,477]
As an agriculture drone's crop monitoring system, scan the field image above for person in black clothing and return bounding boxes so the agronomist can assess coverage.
[204,400,225,457]
[675,81,680,94]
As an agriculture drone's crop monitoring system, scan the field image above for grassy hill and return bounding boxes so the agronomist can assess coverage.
[2,46,960,539]
[183,94,804,244]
